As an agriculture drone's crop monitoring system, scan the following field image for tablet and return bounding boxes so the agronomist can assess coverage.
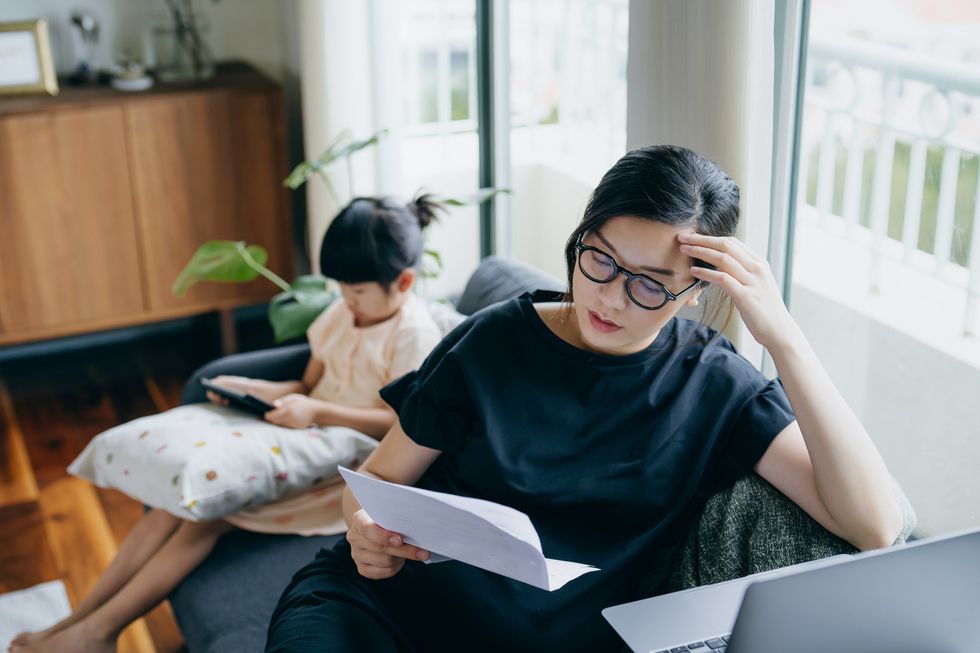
[201,378,275,417]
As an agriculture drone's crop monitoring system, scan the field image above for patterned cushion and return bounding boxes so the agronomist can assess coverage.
[69,404,376,521]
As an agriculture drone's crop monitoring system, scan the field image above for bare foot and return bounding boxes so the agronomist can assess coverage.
[24,619,114,653]
[8,625,55,651]
[8,611,83,652]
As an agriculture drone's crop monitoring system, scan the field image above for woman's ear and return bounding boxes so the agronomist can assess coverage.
[396,268,417,293]
[686,286,704,307]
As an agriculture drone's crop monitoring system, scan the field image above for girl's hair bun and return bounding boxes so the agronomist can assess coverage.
[409,192,445,229]
[320,194,440,288]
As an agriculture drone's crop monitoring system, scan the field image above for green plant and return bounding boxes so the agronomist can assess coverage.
[283,128,387,206]
[172,240,334,343]
[173,129,509,343]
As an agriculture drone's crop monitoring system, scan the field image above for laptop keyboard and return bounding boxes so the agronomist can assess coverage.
[651,633,730,653]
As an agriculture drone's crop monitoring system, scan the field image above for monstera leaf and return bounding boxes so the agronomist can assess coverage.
[172,241,275,296]
[268,275,339,343]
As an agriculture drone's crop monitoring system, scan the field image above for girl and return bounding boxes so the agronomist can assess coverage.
[265,146,905,653]
[12,196,444,653]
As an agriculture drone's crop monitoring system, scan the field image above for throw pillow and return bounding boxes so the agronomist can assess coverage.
[68,403,377,521]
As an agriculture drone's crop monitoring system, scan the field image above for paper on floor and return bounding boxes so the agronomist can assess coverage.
[0,580,71,650]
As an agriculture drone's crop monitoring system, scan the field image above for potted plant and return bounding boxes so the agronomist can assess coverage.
[173,129,507,343]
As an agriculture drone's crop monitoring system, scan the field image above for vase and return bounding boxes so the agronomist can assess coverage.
[147,14,215,82]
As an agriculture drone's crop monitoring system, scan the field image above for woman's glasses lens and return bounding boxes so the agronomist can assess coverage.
[581,249,617,281]
[579,247,668,310]
[628,277,668,309]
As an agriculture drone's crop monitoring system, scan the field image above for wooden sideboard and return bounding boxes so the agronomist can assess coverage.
[0,62,292,347]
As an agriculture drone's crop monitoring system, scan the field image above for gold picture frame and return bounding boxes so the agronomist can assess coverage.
[0,19,59,96]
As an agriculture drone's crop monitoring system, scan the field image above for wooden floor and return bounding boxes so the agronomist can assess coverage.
[0,319,272,653]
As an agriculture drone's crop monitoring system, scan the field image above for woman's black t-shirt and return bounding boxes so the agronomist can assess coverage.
[378,290,795,651]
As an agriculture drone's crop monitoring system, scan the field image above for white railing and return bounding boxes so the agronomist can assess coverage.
[799,37,980,336]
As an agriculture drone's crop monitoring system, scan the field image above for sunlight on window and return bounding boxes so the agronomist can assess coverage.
[506,0,629,279]
[791,0,980,538]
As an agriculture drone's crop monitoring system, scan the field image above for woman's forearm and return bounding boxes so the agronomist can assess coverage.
[341,485,363,528]
[767,325,903,549]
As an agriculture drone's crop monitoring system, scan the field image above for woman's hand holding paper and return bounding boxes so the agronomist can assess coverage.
[347,508,430,580]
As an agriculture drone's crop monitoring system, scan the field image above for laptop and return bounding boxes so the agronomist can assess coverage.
[603,526,980,653]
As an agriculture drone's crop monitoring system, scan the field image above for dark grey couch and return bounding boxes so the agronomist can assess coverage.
[171,257,564,652]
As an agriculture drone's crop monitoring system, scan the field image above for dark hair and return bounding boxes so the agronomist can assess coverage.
[563,144,740,338]
[319,193,442,291]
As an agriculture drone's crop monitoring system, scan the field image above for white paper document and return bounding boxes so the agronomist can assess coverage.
[339,467,599,591]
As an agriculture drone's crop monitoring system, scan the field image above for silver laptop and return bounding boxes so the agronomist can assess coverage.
[602,526,980,653]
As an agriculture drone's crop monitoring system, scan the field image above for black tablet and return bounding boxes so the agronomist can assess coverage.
[201,378,275,417]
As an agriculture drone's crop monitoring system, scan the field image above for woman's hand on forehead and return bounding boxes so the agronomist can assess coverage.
[677,232,795,349]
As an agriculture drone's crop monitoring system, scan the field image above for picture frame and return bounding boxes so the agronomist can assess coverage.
[0,19,59,96]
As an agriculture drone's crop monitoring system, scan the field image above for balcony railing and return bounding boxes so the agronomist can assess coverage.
[799,37,980,336]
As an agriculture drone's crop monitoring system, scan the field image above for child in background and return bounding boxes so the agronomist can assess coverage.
[11,196,444,653]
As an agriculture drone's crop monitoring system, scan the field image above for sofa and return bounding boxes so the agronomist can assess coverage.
[171,256,566,652]
[170,256,916,652]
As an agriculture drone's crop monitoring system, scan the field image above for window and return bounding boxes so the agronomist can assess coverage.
[501,0,629,279]
[372,0,481,299]
[791,0,980,537]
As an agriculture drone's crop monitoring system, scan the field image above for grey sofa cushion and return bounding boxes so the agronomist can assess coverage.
[639,473,915,598]
[170,531,343,652]
[456,255,564,316]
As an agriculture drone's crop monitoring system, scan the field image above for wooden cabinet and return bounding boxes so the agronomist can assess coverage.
[0,106,145,334]
[0,63,291,346]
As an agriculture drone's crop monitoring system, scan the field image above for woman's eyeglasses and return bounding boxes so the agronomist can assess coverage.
[575,239,701,310]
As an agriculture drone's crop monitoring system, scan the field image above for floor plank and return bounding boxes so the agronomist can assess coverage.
[141,601,185,653]
[13,377,118,488]
[11,345,159,488]
[0,502,59,593]
[39,476,157,653]
[0,379,39,507]
[134,342,199,412]
[96,489,147,551]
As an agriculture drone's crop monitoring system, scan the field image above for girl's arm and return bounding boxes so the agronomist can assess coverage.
[264,397,396,439]
[207,358,324,405]
[312,402,397,440]
[264,358,397,437]
[681,232,903,551]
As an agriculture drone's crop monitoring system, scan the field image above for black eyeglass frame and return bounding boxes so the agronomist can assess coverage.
[574,238,702,311]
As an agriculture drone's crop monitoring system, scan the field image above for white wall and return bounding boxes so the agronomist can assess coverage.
[0,1,288,81]
[511,163,591,283]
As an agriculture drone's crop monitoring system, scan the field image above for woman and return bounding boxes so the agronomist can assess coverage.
[265,145,903,653]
